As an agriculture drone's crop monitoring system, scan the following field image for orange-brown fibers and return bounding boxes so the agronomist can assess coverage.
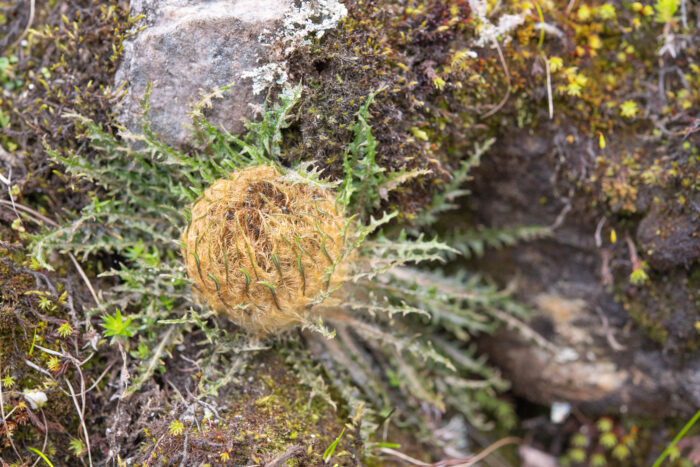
[181,165,352,335]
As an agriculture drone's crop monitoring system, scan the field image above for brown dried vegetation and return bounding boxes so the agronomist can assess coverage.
[182,165,352,335]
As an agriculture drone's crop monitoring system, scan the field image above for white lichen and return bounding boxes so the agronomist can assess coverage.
[469,0,526,47]
[24,389,48,410]
[280,0,348,54]
[242,63,289,96]
[245,0,347,95]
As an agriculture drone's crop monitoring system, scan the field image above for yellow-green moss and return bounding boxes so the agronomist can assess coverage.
[0,253,85,464]
[138,351,359,465]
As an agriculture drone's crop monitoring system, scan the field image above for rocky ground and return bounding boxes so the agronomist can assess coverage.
[1,0,699,465]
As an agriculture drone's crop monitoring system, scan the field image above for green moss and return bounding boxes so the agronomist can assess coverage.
[558,414,700,467]
[138,352,359,465]
[480,0,699,220]
[0,0,136,223]
[282,0,697,238]
[0,255,86,464]
[283,0,477,216]
[622,265,700,352]
[626,300,670,344]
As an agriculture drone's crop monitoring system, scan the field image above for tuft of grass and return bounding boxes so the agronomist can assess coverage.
[652,409,700,467]
[323,427,345,463]
[28,447,55,467]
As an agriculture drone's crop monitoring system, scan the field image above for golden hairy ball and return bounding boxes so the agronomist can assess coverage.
[181,165,352,335]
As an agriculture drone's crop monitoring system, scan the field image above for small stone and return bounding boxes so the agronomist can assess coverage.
[636,205,700,271]
[550,401,571,423]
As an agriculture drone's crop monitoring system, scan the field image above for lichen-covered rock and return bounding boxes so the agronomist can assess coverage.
[115,0,293,146]
[116,0,348,146]
[481,289,699,415]
[472,130,700,417]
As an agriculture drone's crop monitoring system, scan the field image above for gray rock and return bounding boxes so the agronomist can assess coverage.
[636,204,700,271]
[472,127,700,417]
[115,0,294,146]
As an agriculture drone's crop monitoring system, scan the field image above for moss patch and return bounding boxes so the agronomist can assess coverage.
[137,351,359,465]
[623,266,700,352]
[0,255,88,464]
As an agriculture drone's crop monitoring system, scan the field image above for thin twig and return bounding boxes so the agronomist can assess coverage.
[24,359,53,377]
[68,253,100,305]
[594,216,607,248]
[379,447,430,465]
[185,386,225,423]
[547,183,575,231]
[543,53,553,119]
[264,445,304,466]
[29,410,49,467]
[481,39,511,118]
[379,437,521,466]
[594,306,626,351]
[65,378,93,467]
[0,199,57,227]
[145,432,168,467]
[85,360,116,394]
[680,0,688,29]
[33,344,64,357]
[1,166,21,221]
[166,380,186,403]
[440,437,521,466]
[117,340,130,395]
[10,0,35,50]
[488,307,558,353]
[600,249,614,287]
[2,404,21,421]
[549,198,572,230]
[179,432,188,467]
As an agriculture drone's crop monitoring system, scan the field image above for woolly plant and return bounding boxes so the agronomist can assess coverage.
[182,164,352,335]
[30,84,526,455]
